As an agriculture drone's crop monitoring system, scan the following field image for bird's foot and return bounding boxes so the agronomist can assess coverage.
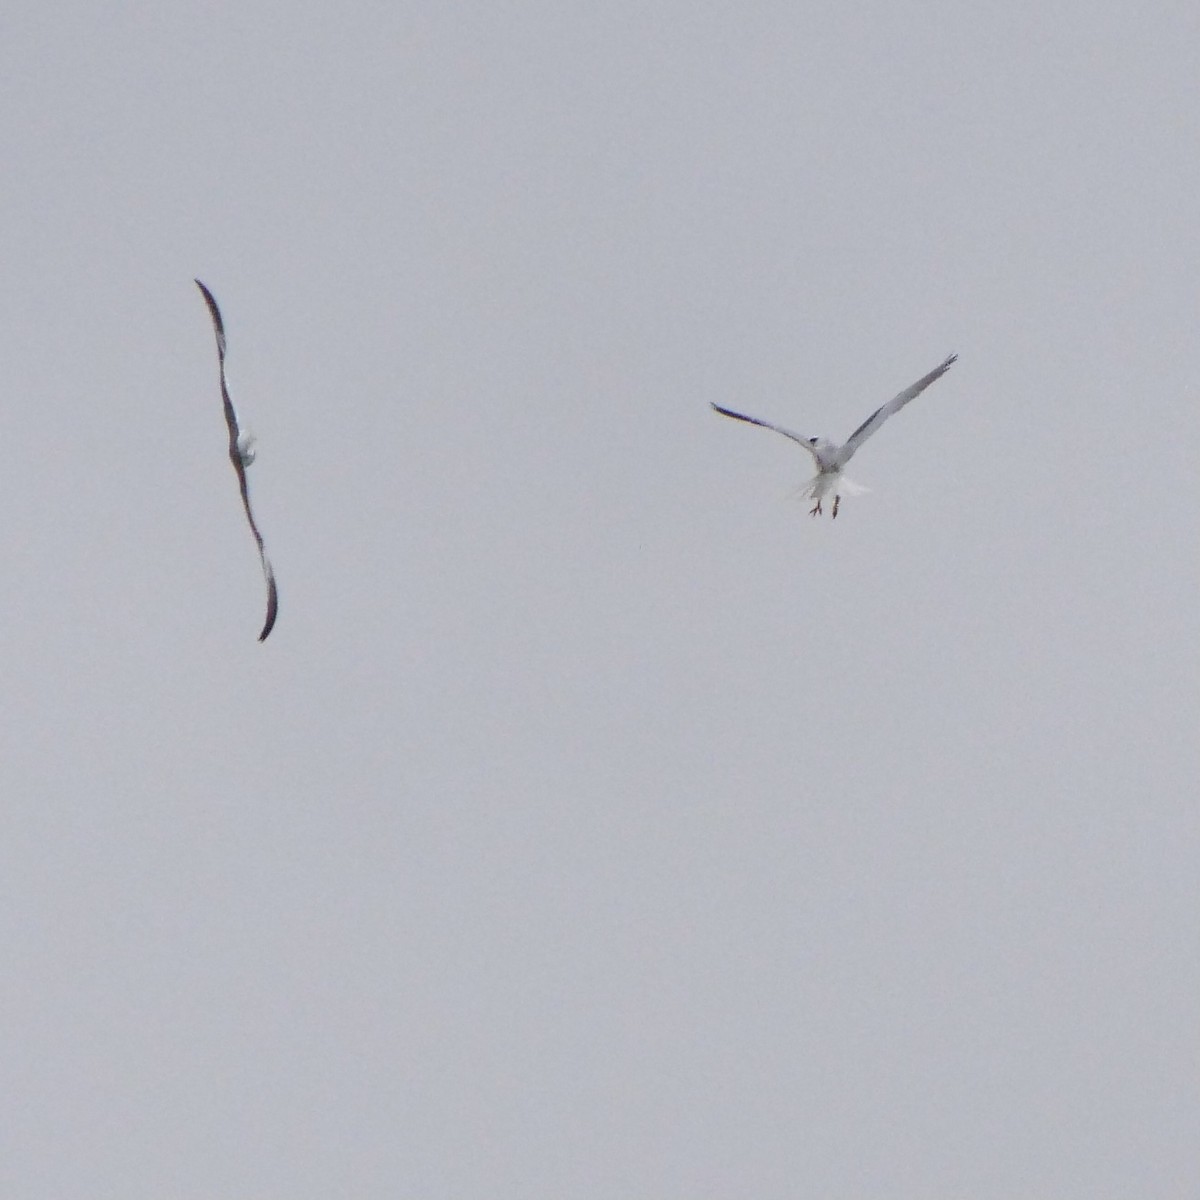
[832,496,840,519]
[809,500,822,517]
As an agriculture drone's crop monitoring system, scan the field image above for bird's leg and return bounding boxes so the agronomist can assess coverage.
[809,499,823,517]
[832,494,840,519]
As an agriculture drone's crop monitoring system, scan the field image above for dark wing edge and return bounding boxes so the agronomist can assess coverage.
[258,556,279,642]
[194,279,226,358]
[198,280,277,641]
[843,353,958,454]
[710,403,821,461]
[233,463,279,641]
[195,279,243,459]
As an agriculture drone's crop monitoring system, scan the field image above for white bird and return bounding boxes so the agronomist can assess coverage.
[712,354,958,518]
[195,279,279,641]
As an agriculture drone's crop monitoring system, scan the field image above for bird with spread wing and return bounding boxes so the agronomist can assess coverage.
[195,279,279,640]
[712,354,958,518]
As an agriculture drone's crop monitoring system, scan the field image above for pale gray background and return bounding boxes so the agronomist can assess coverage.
[1,0,1195,1196]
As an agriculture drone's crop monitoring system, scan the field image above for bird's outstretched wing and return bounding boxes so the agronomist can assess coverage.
[194,279,241,459]
[841,354,957,458]
[254,549,279,642]
[233,463,278,642]
[710,403,823,463]
[195,278,279,642]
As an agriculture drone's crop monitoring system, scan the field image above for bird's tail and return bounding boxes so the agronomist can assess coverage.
[789,474,870,502]
[789,474,827,503]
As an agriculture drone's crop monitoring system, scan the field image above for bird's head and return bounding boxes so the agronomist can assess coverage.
[808,437,840,470]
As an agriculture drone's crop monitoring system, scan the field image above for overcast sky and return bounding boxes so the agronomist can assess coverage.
[1,0,1196,1196]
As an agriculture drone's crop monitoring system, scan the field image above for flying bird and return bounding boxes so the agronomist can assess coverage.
[712,354,958,518]
[195,279,279,640]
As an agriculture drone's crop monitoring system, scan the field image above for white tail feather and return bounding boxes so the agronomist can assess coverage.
[787,473,870,505]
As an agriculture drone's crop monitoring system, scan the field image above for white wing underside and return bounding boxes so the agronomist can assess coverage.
[712,353,957,467]
[709,404,827,465]
[839,354,958,460]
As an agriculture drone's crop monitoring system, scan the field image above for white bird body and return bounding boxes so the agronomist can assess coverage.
[236,429,257,467]
[712,354,957,517]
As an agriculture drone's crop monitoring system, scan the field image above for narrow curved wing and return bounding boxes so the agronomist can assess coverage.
[194,279,241,459]
[710,403,823,463]
[195,279,279,641]
[233,462,279,642]
[255,548,279,641]
[840,353,957,459]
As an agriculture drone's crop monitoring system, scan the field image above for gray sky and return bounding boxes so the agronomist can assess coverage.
[1,0,1196,1195]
